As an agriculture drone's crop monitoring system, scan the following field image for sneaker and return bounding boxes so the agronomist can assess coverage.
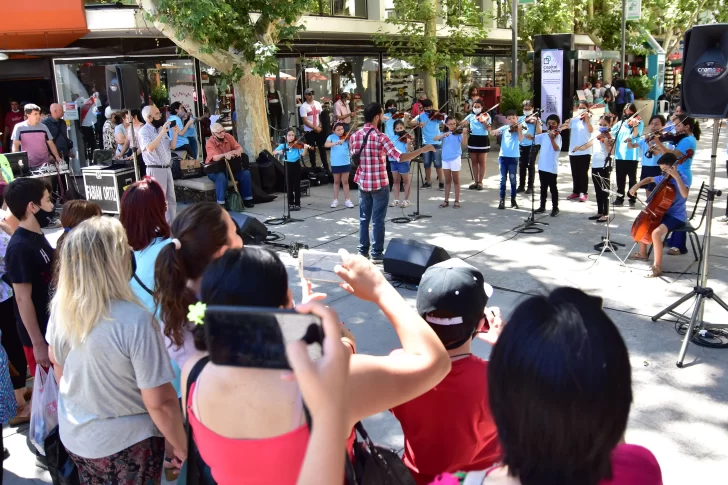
[579,193,587,202]
[535,206,546,214]
[293,205,301,211]
[345,199,354,208]
[516,186,525,193]
[498,199,505,210]
[331,200,339,208]
[423,182,432,189]
[551,208,560,217]
[244,200,255,209]
[289,205,295,212]
[629,199,636,207]
[566,193,579,200]
[719,215,728,223]
[511,197,519,209]
[389,200,399,207]
[439,183,445,191]
[401,200,411,208]
[525,187,533,194]
[613,197,625,206]
[370,255,384,264]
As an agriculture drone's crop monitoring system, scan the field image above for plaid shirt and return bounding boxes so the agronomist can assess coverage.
[350,123,401,191]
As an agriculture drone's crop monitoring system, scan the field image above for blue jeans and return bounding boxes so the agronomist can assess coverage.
[499,156,518,199]
[208,169,253,203]
[422,146,442,169]
[187,136,198,159]
[358,187,389,258]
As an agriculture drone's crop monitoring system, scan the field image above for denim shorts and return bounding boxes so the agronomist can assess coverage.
[422,146,442,169]
[390,160,411,174]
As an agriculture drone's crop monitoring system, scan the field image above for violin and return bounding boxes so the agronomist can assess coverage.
[288,142,307,149]
[476,113,491,125]
[580,109,592,121]
[427,111,447,121]
[398,133,413,142]
[392,112,408,119]
[627,115,642,128]
[509,123,527,133]
[548,129,561,138]
[596,131,612,142]
[631,150,693,244]
[644,132,687,157]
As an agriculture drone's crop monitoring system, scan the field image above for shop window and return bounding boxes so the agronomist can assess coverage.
[306,0,367,18]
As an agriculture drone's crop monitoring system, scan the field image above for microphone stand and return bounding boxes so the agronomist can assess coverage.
[266,136,303,226]
[593,116,628,253]
[514,111,548,234]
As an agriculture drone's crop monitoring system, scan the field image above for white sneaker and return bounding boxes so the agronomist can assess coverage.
[401,200,411,208]
[331,200,339,208]
[345,199,354,208]
[389,200,399,207]
[719,215,728,223]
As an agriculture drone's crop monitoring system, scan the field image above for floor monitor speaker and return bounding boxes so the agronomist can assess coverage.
[229,213,268,245]
[383,238,450,283]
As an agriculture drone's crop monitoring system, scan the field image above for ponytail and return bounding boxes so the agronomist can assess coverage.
[681,116,701,141]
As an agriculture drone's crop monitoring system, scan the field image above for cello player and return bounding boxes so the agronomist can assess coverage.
[627,153,689,278]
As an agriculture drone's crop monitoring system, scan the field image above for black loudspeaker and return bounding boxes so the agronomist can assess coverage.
[105,65,142,111]
[383,238,451,283]
[682,24,728,119]
[229,213,269,245]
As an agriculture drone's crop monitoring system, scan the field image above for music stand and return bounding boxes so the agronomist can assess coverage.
[266,134,304,226]
[514,145,548,234]
[591,171,627,266]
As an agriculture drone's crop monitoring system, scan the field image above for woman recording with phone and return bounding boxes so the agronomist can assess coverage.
[179,247,451,484]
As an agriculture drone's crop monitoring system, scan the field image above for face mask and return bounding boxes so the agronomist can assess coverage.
[34,208,55,228]
[598,126,610,133]
[472,108,482,114]
[394,130,406,137]
[622,113,631,120]
[12,109,19,113]
[523,110,533,116]
[151,118,165,129]
[388,107,397,114]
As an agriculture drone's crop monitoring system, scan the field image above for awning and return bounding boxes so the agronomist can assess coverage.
[0,0,88,51]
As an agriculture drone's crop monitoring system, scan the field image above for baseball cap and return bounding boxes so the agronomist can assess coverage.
[304,88,315,95]
[416,259,493,347]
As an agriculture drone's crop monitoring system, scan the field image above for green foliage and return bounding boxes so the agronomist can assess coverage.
[499,85,534,114]
[149,0,310,77]
[626,75,654,99]
[150,84,169,107]
[517,0,573,50]
[374,0,490,75]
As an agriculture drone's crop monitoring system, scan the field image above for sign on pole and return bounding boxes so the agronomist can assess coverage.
[626,0,641,20]
[519,0,536,5]
[540,49,564,123]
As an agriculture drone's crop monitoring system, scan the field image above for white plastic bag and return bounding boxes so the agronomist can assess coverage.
[29,365,59,455]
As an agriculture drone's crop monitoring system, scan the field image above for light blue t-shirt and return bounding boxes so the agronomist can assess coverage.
[463,113,489,136]
[612,120,643,160]
[184,116,197,138]
[520,120,537,147]
[637,138,662,167]
[441,133,463,161]
[413,112,445,146]
[386,133,407,162]
[275,143,305,163]
[167,115,188,149]
[498,128,521,158]
[674,135,696,187]
[327,134,350,167]
[383,113,397,140]
[534,132,562,174]
[654,172,689,221]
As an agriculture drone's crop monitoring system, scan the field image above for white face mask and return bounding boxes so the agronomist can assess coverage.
[523,110,533,116]
[11,109,19,113]
[472,108,482,114]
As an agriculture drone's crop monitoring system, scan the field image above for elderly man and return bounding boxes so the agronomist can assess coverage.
[204,123,254,209]
[42,104,75,161]
[137,105,178,222]
[11,104,63,170]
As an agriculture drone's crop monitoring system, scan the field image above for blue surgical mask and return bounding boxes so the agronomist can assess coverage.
[598,126,610,133]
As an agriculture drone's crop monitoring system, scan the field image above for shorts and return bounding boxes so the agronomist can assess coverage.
[467,134,490,153]
[422,146,442,169]
[390,161,411,174]
[661,214,686,232]
[331,164,351,174]
[640,165,661,191]
[442,157,462,171]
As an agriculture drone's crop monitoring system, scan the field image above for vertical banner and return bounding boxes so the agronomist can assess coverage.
[540,49,564,123]
[626,0,642,20]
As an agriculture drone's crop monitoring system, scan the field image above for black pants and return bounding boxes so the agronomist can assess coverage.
[569,154,591,195]
[539,170,558,209]
[615,103,626,117]
[304,131,329,172]
[286,161,302,206]
[615,159,638,202]
[592,167,612,216]
[0,297,27,389]
[518,145,536,189]
[80,126,97,159]
[269,110,283,139]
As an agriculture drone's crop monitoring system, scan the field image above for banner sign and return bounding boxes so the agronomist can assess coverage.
[540,49,564,123]
[626,0,641,20]
[63,102,79,121]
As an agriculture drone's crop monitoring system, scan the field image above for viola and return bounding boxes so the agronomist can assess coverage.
[630,150,693,244]
[548,129,561,138]
[658,132,688,145]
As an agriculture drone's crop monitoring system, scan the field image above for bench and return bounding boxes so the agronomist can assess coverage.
[173,176,233,203]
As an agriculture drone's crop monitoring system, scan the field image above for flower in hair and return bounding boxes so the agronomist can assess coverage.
[187,302,207,325]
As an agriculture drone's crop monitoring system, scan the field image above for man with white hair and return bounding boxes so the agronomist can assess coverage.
[42,103,75,161]
[204,123,254,209]
[137,105,179,221]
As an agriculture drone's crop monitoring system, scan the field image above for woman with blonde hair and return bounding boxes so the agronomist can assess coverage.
[46,216,186,484]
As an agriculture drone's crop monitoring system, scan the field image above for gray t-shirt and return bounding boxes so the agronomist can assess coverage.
[46,300,175,459]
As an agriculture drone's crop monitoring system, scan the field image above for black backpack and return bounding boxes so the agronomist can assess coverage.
[344,422,415,485]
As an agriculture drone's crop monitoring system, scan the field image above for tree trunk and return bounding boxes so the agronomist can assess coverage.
[603,59,613,84]
[424,0,438,106]
[424,73,438,106]
[233,72,270,159]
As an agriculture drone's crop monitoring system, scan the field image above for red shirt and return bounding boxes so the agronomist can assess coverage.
[602,444,662,485]
[350,123,401,192]
[391,355,501,485]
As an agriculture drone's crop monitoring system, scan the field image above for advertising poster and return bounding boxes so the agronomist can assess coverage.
[540,49,564,123]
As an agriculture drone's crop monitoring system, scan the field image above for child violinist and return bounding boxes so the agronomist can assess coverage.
[628,153,689,278]
[435,118,468,208]
[325,123,354,208]
[533,114,562,217]
[459,98,490,190]
[273,128,312,211]
[490,110,525,210]
[388,119,412,207]
[626,115,667,198]
[517,99,539,194]
[574,115,614,223]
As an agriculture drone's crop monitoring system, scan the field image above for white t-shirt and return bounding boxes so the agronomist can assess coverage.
[591,137,610,168]
[299,101,322,132]
[568,118,593,156]
[534,133,562,174]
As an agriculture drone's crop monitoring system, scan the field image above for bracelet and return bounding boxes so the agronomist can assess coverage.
[341,337,356,354]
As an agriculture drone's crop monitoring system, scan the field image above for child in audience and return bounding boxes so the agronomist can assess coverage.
[273,129,312,211]
[325,123,354,208]
[490,110,524,209]
[391,258,503,485]
[435,119,467,208]
[389,119,412,208]
[533,114,562,217]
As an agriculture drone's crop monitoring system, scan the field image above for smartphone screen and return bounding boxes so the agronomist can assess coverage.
[205,306,322,369]
[298,250,342,283]
[169,119,177,128]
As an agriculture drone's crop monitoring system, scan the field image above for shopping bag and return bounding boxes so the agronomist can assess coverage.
[29,365,59,455]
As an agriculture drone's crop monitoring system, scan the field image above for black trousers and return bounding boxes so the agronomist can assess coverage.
[80,126,97,159]
[569,154,592,195]
[539,170,558,209]
[269,110,282,138]
[615,159,638,202]
[0,297,27,389]
[592,167,612,216]
[518,145,536,189]
[304,130,329,172]
[286,161,302,206]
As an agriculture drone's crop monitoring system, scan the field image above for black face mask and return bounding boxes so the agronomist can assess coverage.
[388,108,397,114]
[623,113,631,120]
[394,130,406,137]
[34,208,55,228]
[151,117,165,129]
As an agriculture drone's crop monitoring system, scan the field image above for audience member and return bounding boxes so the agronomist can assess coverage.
[52,200,102,282]
[0,339,17,459]
[102,107,115,151]
[47,216,187,484]
[204,123,254,209]
[3,100,23,153]
[42,104,76,161]
[138,105,178,222]
[11,104,63,170]
[167,102,195,157]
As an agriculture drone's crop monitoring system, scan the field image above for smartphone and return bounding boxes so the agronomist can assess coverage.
[169,119,177,128]
[204,306,323,369]
[298,250,342,283]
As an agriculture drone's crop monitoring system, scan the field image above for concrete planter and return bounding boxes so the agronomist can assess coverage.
[634,99,655,117]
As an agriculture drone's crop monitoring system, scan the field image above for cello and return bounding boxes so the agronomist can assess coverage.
[630,149,693,244]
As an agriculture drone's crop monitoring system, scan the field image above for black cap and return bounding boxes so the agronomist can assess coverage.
[304,88,314,95]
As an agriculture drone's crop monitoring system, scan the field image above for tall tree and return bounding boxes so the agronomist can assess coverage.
[374,0,489,106]
[137,0,309,157]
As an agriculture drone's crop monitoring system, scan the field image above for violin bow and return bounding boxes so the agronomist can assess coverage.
[633,114,691,141]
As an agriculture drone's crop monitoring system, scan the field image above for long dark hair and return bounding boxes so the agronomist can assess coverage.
[120,177,170,251]
[488,287,632,485]
[680,116,702,141]
[154,202,229,347]
[194,247,289,351]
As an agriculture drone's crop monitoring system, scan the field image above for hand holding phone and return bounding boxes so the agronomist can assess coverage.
[334,249,388,303]
[299,250,342,283]
[477,306,505,346]
[169,119,177,128]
